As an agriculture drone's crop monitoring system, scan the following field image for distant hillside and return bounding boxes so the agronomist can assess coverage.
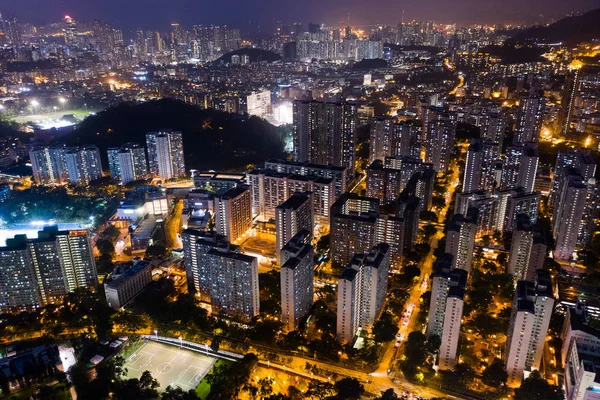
[63,99,285,171]
[214,48,282,65]
[352,58,388,70]
[480,45,545,64]
[510,9,600,45]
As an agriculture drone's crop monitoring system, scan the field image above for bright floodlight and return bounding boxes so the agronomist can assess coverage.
[31,100,39,107]
[59,97,67,104]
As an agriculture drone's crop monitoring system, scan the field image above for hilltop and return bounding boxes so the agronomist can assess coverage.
[510,8,600,45]
[214,48,282,65]
[63,99,286,171]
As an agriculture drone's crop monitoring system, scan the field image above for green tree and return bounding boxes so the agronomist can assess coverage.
[375,388,400,400]
[482,358,508,387]
[334,377,364,400]
[161,386,200,399]
[306,380,335,399]
[514,370,563,400]
[373,312,399,342]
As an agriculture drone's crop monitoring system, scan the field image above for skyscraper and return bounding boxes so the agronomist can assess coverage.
[462,139,499,193]
[280,230,314,331]
[424,119,456,174]
[0,226,97,311]
[64,146,103,185]
[205,249,259,322]
[553,171,588,261]
[293,100,357,175]
[559,64,582,135]
[29,146,68,185]
[505,270,554,387]
[107,143,147,184]
[445,208,478,272]
[276,193,314,265]
[337,244,390,343]
[63,15,77,46]
[182,229,235,300]
[501,143,539,193]
[369,116,395,163]
[508,214,546,281]
[146,131,186,179]
[514,92,546,144]
[213,185,252,243]
[425,255,468,371]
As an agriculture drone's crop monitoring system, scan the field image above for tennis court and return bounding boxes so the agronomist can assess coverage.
[124,341,216,391]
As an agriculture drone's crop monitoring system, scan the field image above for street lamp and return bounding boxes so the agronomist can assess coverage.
[154,330,158,339]
[179,336,183,348]
[59,97,67,110]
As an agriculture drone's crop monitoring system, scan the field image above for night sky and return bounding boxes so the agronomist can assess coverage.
[4,0,600,31]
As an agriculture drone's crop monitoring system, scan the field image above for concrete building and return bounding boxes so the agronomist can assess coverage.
[553,172,588,261]
[248,169,335,226]
[508,214,546,281]
[213,185,252,243]
[104,260,152,310]
[501,143,539,193]
[462,139,499,193]
[29,146,68,185]
[280,230,314,331]
[276,193,313,265]
[107,143,147,184]
[505,270,554,387]
[265,159,348,197]
[425,254,468,370]
[146,130,186,179]
[0,226,96,312]
[205,249,259,322]
[424,119,456,174]
[514,92,546,144]
[293,100,357,175]
[336,244,390,343]
[445,208,478,272]
[247,90,272,117]
[182,230,235,300]
[369,116,395,163]
[64,146,103,185]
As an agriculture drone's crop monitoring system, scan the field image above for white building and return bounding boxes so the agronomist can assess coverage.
[247,90,272,117]
[104,260,152,310]
[213,185,252,243]
[146,130,186,180]
[505,270,554,387]
[445,209,478,272]
[107,143,147,184]
[280,230,314,331]
[276,192,313,265]
[336,244,390,343]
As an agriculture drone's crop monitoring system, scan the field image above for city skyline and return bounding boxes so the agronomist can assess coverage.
[3,0,600,32]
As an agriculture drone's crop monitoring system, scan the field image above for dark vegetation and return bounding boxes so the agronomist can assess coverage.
[64,99,285,171]
[214,48,282,64]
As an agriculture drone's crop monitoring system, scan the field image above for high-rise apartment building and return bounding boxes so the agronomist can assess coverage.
[462,139,499,193]
[247,169,335,226]
[29,146,68,185]
[146,130,186,179]
[505,270,554,387]
[426,254,468,370]
[182,230,235,300]
[280,230,314,331]
[559,66,582,135]
[445,208,478,272]
[213,185,252,243]
[205,249,259,322]
[64,146,103,185]
[501,143,539,193]
[553,172,588,260]
[264,159,348,197]
[0,226,97,312]
[276,193,313,265]
[369,116,395,163]
[366,158,433,205]
[508,214,546,281]
[293,100,357,175]
[107,143,147,184]
[337,244,390,343]
[514,92,546,143]
[424,119,456,174]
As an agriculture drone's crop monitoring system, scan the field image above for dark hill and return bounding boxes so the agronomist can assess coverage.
[510,9,600,45]
[352,58,388,70]
[214,48,282,64]
[63,99,285,171]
